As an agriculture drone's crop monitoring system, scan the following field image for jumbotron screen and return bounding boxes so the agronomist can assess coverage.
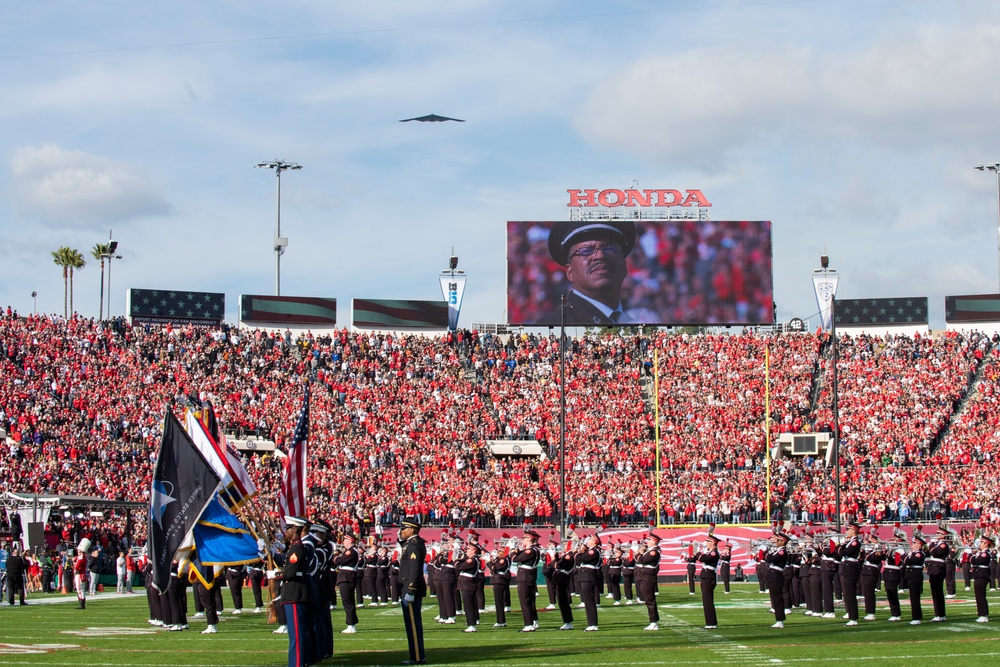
[507,220,773,327]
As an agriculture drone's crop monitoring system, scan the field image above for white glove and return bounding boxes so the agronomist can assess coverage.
[404,593,415,603]
[266,570,278,579]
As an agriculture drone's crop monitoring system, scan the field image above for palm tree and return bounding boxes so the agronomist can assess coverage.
[91,243,112,319]
[66,248,86,316]
[51,246,74,318]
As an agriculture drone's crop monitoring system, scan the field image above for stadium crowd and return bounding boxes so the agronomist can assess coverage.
[3,308,1000,549]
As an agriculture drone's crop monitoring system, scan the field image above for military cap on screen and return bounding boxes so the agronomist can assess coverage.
[284,515,308,527]
[981,534,996,546]
[401,517,422,529]
[646,532,662,542]
[310,523,329,535]
[706,534,722,544]
[912,534,927,545]
[523,529,541,539]
[547,220,637,265]
[342,531,356,541]
[847,520,862,530]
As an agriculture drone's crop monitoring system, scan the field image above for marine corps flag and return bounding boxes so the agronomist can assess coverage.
[149,410,221,592]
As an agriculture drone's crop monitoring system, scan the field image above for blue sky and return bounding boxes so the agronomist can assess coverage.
[2,0,999,330]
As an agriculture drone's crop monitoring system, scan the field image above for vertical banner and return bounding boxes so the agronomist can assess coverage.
[439,273,468,332]
[811,269,839,330]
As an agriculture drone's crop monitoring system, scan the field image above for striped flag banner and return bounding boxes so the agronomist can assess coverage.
[278,386,311,528]
[352,298,448,329]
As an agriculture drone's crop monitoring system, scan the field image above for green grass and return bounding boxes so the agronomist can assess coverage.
[1,584,998,666]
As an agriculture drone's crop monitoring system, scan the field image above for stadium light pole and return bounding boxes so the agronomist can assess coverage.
[975,163,1000,291]
[256,159,302,296]
[559,293,567,541]
[104,232,121,319]
[101,233,120,320]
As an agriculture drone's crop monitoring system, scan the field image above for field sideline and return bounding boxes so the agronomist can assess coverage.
[1,583,998,666]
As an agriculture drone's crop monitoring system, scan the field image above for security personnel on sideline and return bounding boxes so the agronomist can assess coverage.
[398,517,427,666]
[278,517,310,667]
[636,532,661,631]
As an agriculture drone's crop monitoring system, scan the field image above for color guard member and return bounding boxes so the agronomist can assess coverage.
[398,517,427,666]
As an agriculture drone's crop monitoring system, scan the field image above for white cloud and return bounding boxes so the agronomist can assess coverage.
[575,22,1000,161]
[8,144,172,227]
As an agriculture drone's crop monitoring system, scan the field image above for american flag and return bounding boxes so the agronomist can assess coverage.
[278,386,310,528]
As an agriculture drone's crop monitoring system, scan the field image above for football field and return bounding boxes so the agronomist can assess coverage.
[1,584,997,666]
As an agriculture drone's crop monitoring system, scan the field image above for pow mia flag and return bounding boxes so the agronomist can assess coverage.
[148,410,221,592]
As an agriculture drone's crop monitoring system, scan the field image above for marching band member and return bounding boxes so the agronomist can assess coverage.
[543,540,558,611]
[972,534,995,623]
[487,543,512,627]
[622,543,637,605]
[333,531,361,634]
[433,540,458,624]
[859,532,886,621]
[961,540,973,592]
[904,533,927,625]
[698,533,722,629]
[754,546,769,594]
[512,530,542,632]
[766,530,791,629]
[819,528,839,618]
[926,524,951,622]
[456,542,482,632]
[363,542,379,607]
[838,521,862,626]
[685,544,697,596]
[607,545,624,605]
[376,545,391,606]
[882,542,905,622]
[806,541,824,617]
[636,532,661,631]
[553,542,576,630]
[718,542,732,595]
[575,534,602,631]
